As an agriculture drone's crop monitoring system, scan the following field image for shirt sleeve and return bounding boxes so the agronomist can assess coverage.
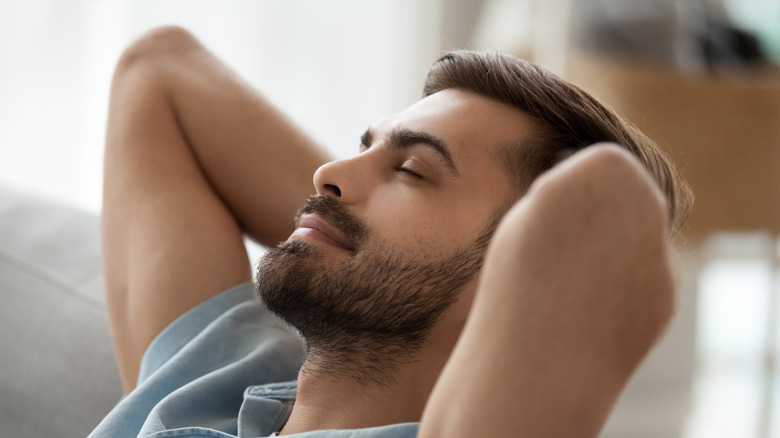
[89,281,305,438]
[138,282,261,384]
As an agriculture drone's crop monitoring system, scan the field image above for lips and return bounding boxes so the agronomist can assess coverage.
[291,214,354,251]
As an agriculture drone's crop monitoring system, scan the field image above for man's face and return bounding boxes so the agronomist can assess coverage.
[256,89,536,384]
[309,88,534,265]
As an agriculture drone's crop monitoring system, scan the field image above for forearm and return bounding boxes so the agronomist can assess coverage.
[420,145,676,438]
[115,26,331,245]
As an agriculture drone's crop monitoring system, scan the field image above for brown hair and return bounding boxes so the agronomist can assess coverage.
[424,50,692,236]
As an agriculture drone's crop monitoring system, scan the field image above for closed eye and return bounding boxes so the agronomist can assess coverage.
[395,166,423,179]
[360,128,428,180]
[395,158,426,179]
[360,127,458,177]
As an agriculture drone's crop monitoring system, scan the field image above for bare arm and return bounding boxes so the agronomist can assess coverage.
[419,145,676,437]
[102,26,331,392]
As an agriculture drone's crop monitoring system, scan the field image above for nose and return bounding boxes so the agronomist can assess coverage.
[314,161,342,197]
[313,155,375,204]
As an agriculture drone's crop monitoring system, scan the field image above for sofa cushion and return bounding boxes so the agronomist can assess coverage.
[0,186,122,437]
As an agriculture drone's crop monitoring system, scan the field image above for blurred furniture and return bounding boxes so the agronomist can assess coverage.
[568,50,780,241]
[0,186,122,437]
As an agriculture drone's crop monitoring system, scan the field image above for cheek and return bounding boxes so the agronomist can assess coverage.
[359,181,499,251]
[362,188,439,243]
[363,208,479,256]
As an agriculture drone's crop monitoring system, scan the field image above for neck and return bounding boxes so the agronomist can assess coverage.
[279,338,456,435]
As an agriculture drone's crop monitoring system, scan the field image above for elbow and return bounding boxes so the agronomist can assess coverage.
[114,25,201,77]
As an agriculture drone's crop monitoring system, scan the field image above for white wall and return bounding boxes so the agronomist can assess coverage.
[0,0,445,213]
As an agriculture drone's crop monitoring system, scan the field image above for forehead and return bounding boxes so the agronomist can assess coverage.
[373,89,536,175]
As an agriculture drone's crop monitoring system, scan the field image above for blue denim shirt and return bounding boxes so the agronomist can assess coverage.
[88,282,419,438]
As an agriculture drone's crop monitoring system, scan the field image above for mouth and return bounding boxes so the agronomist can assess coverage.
[290,213,354,251]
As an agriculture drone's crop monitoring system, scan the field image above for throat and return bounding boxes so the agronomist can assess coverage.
[280,357,428,435]
[300,341,421,388]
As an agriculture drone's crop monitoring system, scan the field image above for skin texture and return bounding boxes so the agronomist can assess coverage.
[104,26,676,437]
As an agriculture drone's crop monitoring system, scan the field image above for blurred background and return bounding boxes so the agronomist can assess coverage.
[1,0,779,437]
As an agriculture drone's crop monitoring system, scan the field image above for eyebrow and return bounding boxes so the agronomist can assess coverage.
[361,127,459,176]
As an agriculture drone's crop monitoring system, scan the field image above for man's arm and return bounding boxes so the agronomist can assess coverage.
[419,145,676,437]
[102,26,331,392]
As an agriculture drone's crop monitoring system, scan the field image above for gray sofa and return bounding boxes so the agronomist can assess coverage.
[0,186,122,437]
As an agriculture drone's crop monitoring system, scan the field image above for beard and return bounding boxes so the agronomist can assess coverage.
[256,196,494,387]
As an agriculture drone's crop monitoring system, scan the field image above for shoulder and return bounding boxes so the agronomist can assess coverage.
[90,282,305,437]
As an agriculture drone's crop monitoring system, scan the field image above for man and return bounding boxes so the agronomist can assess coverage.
[91,26,690,437]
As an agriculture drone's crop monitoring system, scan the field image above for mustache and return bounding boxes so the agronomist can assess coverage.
[294,195,369,251]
